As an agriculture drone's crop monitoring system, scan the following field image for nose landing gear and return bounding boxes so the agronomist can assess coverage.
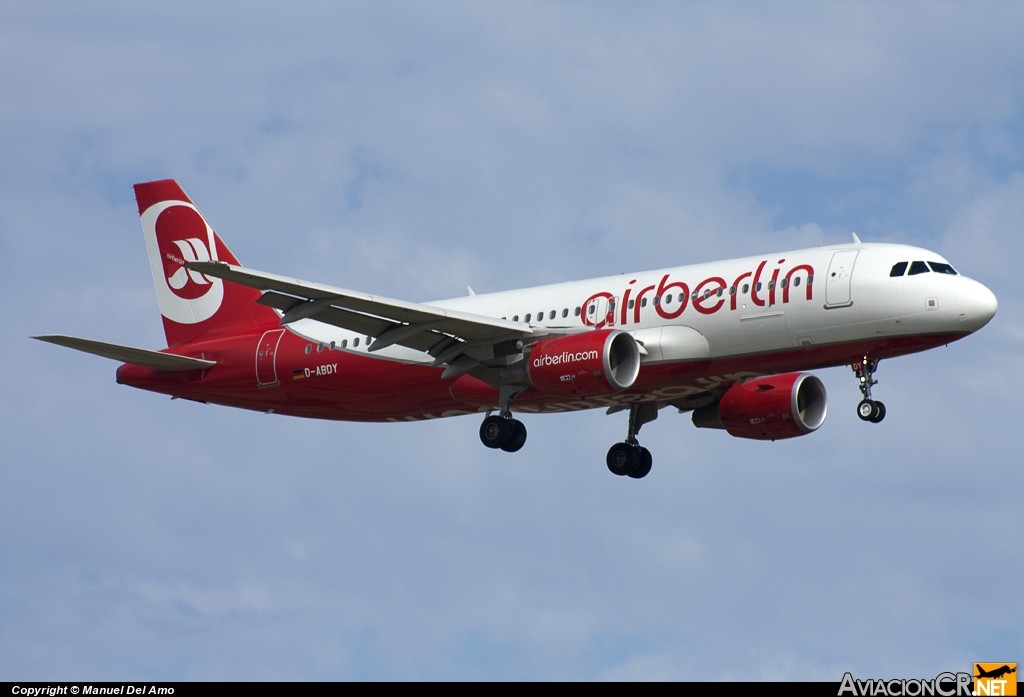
[606,402,657,479]
[853,357,886,423]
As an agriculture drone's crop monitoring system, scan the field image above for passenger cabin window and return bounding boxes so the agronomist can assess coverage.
[562,308,568,318]
[525,313,532,322]
[305,344,312,354]
[513,315,519,322]
[927,261,958,275]
[353,338,359,347]
[742,283,750,293]
[628,299,635,309]
[908,261,930,276]
[890,262,908,277]
[342,339,348,348]
[574,307,581,316]
[549,310,556,320]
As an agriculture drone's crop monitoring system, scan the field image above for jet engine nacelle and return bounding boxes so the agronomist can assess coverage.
[502,329,641,398]
[692,372,827,440]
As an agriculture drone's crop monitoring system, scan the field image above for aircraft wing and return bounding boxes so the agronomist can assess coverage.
[188,261,567,377]
[33,335,216,372]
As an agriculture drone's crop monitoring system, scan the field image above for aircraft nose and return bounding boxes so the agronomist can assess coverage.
[956,278,998,332]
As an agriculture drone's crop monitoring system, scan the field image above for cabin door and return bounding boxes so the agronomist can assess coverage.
[585,296,613,327]
[256,328,286,387]
[825,250,859,308]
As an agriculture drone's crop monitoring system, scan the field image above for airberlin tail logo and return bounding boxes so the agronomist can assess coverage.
[141,200,224,325]
[163,237,213,297]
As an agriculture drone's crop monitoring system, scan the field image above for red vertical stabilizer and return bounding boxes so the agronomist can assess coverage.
[134,179,279,347]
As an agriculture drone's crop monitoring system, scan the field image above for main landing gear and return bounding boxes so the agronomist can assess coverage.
[479,414,527,452]
[853,357,886,423]
[607,442,652,479]
[479,384,527,452]
[606,402,658,479]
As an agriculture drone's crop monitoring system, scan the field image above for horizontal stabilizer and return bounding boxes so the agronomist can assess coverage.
[32,335,216,372]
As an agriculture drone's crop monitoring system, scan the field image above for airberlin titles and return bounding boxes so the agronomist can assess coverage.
[580,258,815,327]
[532,349,600,367]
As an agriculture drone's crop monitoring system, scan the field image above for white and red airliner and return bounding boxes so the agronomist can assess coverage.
[36,180,998,479]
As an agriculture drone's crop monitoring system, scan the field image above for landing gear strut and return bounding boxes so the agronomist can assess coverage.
[479,385,527,452]
[606,402,657,479]
[853,357,886,423]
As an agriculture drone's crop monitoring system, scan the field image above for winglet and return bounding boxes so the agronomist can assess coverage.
[852,232,862,244]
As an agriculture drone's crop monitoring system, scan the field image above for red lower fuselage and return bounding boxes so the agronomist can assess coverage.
[117,328,964,422]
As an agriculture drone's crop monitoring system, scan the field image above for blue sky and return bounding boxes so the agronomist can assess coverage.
[1,2,1022,680]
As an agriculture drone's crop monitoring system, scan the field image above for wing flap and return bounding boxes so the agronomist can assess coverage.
[190,261,532,343]
[33,335,216,372]
[256,291,450,354]
[258,291,393,337]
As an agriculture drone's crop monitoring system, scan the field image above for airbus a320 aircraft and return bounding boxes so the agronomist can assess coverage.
[36,180,998,479]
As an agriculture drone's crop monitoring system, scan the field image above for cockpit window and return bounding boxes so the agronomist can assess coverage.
[890,262,908,277]
[927,261,958,275]
[908,261,930,276]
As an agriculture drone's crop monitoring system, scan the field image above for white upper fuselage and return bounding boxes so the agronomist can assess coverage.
[290,242,997,366]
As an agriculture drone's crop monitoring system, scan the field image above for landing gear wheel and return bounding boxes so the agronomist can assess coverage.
[857,399,875,421]
[853,358,886,424]
[480,415,514,449]
[869,401,886,423]
[606,442,638,476]
[627,447,652,479]
[500,419,527,452]
[857,399,886,423]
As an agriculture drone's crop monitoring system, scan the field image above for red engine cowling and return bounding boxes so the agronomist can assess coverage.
[502,329,641,398]
[692,372,827,440]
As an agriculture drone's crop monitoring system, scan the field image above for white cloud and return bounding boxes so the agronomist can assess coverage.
[136,581,273,617]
